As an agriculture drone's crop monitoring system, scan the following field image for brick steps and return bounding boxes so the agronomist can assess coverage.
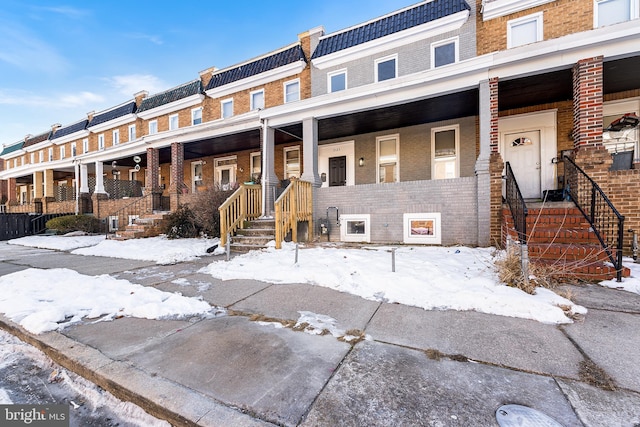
[110,213,168,240]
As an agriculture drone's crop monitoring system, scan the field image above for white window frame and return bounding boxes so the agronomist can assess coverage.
[108,215,119,232]
[507,12,543,48]
[376,134,400,183]
[39,151,44,163]
[340,214,371,243]
[148,120,158,135]
[250,89,265,110]
[48,148,54,162]
[250,152,262,181]
[71,142,76,157]
[30,153,35,164]
[169,114,179,131]
[431,37,459,68]
[82,138,89,154]
[59,146,65,160]
[98,134,105,151]
[191,107,202,125]
[112,129,120,146]
[375,54,398,82]
[431,124,460,180]
[284,79,300,103]
[328,69,347,93]
[128,124,136,141]
[594,0,639,27]
[221,98,234,119]
[284,146,301,179]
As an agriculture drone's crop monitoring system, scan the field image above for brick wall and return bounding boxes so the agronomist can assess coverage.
[314,177,478,245]
[608,169,640,255]
[489,152,504,246]
[573,56,604,148]
[476,0,593,55]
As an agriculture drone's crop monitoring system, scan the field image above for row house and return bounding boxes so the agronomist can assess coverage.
[1,0,639,273]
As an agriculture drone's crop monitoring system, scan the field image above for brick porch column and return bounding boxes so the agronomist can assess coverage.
[43,169,55,200]
[33,171,44,200]
[571,56,611,186]
[146,147,162,211]
[484,77,503,246]
[7,178,16,204]
[169,142,184,211]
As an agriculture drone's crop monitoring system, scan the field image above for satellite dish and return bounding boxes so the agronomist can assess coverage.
[133,155,141,163]
[134,164,141,172]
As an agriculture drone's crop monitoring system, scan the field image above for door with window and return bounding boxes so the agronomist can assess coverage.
[329,156,346,186]
[504,130,541,199]
[215,157,237,190]
[191,161,204,192]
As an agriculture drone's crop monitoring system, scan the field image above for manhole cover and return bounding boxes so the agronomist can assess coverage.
[496,404,564,427]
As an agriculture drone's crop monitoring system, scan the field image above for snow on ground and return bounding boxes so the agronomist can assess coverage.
[8,234,106,251]
[0,268,214,334]
[8,234,640,325]
[600,257,640,295]
[201,243,586,324]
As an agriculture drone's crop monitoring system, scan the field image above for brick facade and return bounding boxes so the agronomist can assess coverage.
[572,56,604,149]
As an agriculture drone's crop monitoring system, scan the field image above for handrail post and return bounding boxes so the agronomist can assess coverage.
[291,181,298,243]
[590,186,596,224]
[617,217,625,282]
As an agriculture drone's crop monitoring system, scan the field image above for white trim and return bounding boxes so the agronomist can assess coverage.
[205,61,306,99]
[191,107,203,126]
[593,0,639,28]
[250,151,262,181]
[403,212,442,244]
[376,134,400,183]
[431,124,460,180]
[148,120,158,135]
[283,146,301,178]
[340,214,371,243]
[98,134,105,151]
[191,160,204,193]
[169,114,179,131]
[112,129,120,146]
[284,79,301,103]
[135,93,205,120]
[375,54,398,82]
[318,141,355,188]
[128,124,137,142]
[430,36,459,68]
[250,89,265,111]
[328,69,348,93]
[507,12,544,49]
[221,98,234,119]
[51,129,89,145]
[87,113,136,133]
[82,138,89,154]
[312,10,469,70]
[482,0,554,20]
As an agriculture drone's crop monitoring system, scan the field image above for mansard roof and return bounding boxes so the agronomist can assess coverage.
[50,119,88,140]
[206,44,307,90]
[0,141,23,156]
[311,0,471,59]
[137,80,202,113]
[23,131,52,149]
[89,101,137,127]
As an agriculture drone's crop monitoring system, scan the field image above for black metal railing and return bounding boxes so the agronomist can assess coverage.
[563,155,625,282]
[30,213,72,235]
[104,192,154,237]
[505,162,528,244]
[87,177,143,199]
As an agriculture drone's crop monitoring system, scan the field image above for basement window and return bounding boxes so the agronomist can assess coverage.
[340,214,371,243]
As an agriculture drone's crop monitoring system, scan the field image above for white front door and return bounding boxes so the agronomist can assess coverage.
[504,130,541,199]
[191,161,203,193]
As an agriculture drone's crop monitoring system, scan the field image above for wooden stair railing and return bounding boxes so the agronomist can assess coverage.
[274,178,313,249]
[219,184,262,246]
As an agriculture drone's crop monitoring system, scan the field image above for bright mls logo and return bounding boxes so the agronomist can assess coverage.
[1,405,69,426]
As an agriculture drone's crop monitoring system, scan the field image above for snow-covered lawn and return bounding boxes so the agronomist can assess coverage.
[6,235,640,327]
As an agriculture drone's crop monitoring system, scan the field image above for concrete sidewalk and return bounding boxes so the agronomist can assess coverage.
[1,244,639,426]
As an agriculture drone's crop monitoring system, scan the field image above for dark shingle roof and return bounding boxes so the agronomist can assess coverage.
[1,142,24,156]
[50,120,88,140]
[206,45,307,91]
[137,80,202,113]
[312,0,471,59]
[89,101,137,128]
[23,131,52,149]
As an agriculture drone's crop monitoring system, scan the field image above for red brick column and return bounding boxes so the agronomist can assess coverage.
[489,77,499,153]
[7,178,17,204]
[572,56,604,149]
[146,147,160,192]
[490,152,504,246]
[169,142,184,211]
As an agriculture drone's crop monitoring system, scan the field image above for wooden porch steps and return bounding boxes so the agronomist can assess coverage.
[502,204,630,282]
[229,218,275,253]
[109,212,169,240]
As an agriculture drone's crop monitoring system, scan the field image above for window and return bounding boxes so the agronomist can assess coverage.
[71,143,76,157]
[432,125,460,180]
[603,112,639,165]
[284,80,300,103]
[48,148,54,162]
[328,70,347,92]
[376,135,399,183]
[284,147,300,178]
[108,216,119,232]
[60,146,65,159]
[149,120,158,134]
[191,107,202,125]
[250,152,261,182]
[340,214,371,243]
[375,55,397,82]
[431,38,458,68]
[169,114,179,131]
[113,129,120,146]
[595,0,638,27]
[39,151,44,163]
[507,13,543,48]
[128,124,136,141]
[221,99,234,119]
[98,134,105,150]
[30,153,35,164]
[82,138,89,154]
[250,90,265,110]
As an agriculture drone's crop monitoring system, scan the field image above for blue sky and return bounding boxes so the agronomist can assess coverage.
[0,0,413,146]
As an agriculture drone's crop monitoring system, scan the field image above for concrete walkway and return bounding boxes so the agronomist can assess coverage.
[0,242,639,426]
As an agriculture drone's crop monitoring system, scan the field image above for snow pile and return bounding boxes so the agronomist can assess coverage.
[201,243,586,324]
[9,235,106,251]
[0,268,213,334]
[599,257,640,295]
